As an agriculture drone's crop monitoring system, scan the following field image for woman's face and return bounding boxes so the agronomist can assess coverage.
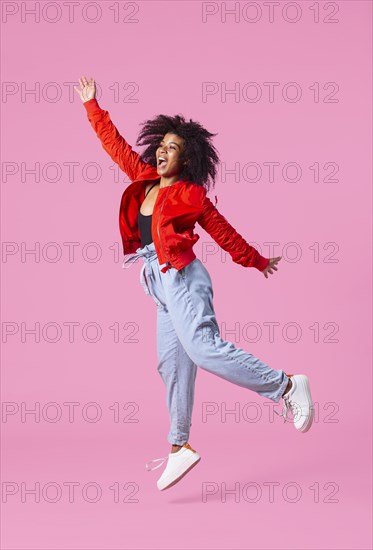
[156,133,186,177]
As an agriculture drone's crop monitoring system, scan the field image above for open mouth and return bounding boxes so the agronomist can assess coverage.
[158,157,168,167]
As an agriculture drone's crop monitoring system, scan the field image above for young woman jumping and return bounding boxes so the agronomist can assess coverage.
[74,75,314,492]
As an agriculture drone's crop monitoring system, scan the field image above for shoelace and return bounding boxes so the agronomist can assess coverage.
[145,455,168,471]
[145,443,196,471]
[273,397,292,422]
[273,396,301,422]
[274,375,298,423]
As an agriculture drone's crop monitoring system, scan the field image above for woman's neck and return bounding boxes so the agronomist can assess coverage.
[159,175,180,188]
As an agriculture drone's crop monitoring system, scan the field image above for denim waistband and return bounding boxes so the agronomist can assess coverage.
[122,241,170,298]
[122,241,158,269]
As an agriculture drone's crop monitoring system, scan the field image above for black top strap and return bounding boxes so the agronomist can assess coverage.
[145,182,159,197]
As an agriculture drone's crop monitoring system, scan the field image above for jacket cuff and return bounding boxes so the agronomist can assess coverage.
[254,254,270,272]
[83,98,101,114]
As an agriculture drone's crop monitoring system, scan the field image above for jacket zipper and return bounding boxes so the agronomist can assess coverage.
[156,185,171,262]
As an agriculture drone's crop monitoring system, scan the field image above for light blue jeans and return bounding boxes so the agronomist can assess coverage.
[123,241,289,446]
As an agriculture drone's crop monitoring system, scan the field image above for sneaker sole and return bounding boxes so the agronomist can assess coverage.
[157,455,201,491]
[295,375,314,433]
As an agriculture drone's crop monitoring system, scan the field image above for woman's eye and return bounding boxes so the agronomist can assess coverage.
[158,144,176,150]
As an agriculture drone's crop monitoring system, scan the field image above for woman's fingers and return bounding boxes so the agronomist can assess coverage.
[78,76,87,89]
[76,76,96,101]
[262,263,280,277]
[268,257,281,267]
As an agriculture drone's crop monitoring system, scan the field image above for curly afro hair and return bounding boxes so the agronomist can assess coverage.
[135,113,220,192]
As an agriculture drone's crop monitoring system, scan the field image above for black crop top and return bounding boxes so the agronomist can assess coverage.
[138,182,159,247]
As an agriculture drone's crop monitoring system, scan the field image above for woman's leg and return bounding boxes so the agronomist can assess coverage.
[156,304,198,447]
[162,259,290,402]
[140,252,198,448]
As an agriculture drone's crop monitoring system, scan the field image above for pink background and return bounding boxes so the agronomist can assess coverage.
[1,1,372,549]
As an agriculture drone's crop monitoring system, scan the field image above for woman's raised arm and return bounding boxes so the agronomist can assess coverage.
[74,75,148,182]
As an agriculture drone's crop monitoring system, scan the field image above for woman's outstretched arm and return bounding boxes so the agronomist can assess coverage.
[197,192,281,277]
[74,75,148,182]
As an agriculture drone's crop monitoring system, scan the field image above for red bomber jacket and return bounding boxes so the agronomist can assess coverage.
[83,98,270,274]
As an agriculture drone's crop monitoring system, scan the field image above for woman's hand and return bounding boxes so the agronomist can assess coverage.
[74,75,96,103]
[262,256,282,278]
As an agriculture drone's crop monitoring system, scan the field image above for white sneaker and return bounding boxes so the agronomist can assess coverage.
[275,374,314,432]
[145,442,201,491]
